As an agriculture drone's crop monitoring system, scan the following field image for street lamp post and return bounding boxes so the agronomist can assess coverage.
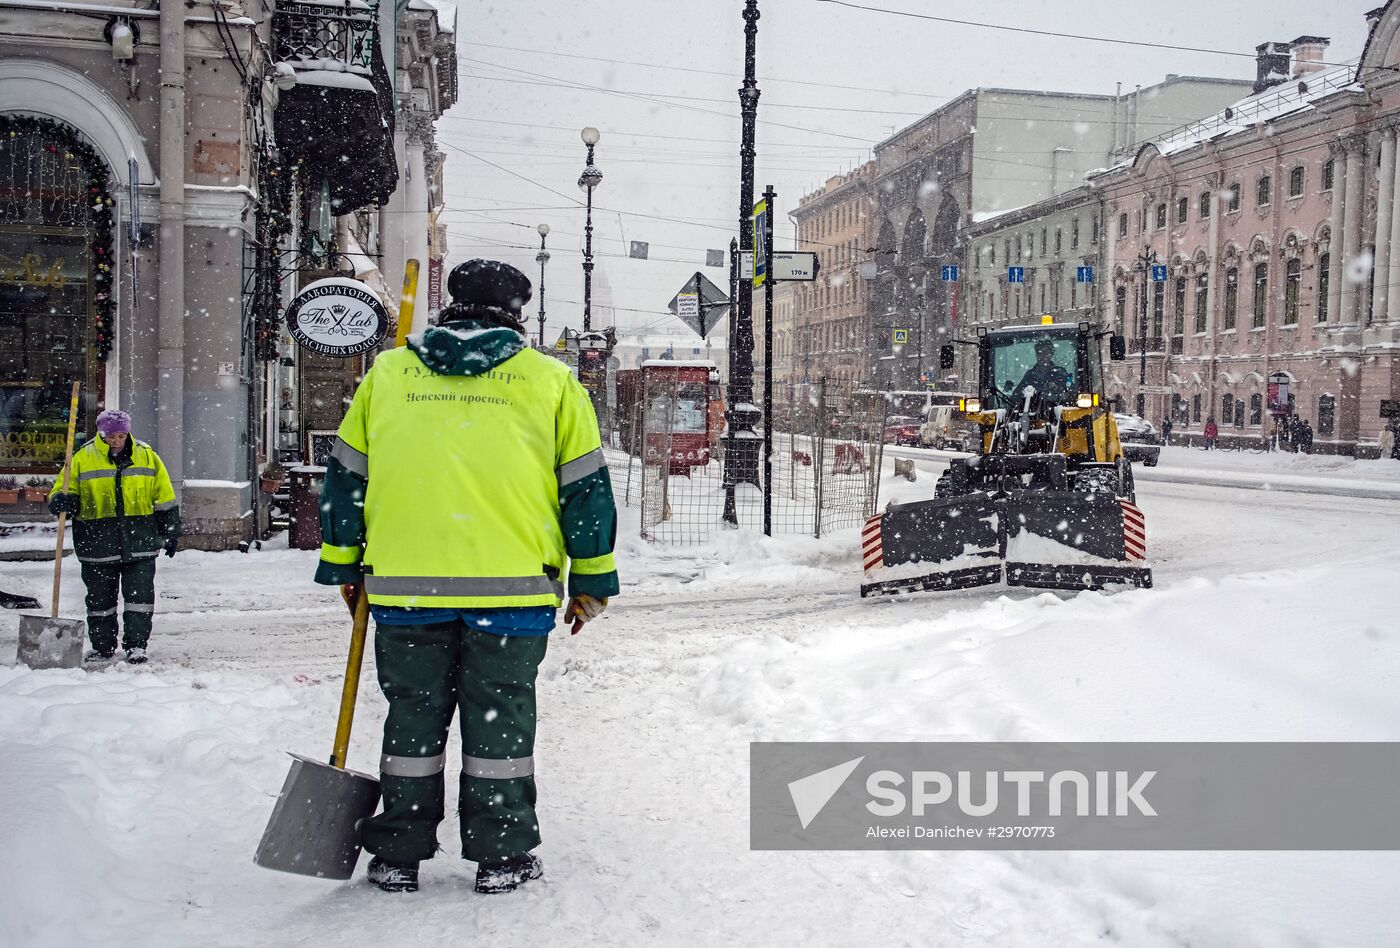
[578,127,602,332]
[1132,246,1159,417]
[535,223,550,348]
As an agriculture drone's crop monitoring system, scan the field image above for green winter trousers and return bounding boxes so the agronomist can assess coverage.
[80,558,157,653]
[361,621,549,864]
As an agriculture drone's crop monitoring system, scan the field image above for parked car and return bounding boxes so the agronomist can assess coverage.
[1114,413,1161,466]
[883,415,922,446]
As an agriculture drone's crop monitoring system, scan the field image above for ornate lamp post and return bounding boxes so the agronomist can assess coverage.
[578,127,603,332]
[535,223,550,348]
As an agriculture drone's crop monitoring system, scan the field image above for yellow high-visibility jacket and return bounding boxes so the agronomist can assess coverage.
[49,438,180,563]
[314,321,618,609]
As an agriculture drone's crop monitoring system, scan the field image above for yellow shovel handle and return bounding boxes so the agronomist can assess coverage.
[329,587,371,769]
[52,382,81,619]
[395,259,421,349]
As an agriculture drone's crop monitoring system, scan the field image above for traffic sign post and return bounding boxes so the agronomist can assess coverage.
[667,271,731,338]
[770,251,820,281]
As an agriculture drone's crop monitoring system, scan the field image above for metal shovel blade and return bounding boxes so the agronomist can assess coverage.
[15,614,85,669]
[253,753,381,880]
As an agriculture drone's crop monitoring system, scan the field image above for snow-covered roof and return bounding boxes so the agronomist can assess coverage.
[971,205,1030,224]
[1102,64,1361,173]
[408,0,456,33]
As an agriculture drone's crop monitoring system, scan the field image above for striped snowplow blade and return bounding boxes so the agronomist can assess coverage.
[1119,499,1147,561]
[861,513,884,574]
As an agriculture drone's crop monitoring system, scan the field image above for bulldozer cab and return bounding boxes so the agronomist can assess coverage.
[979,324,1099,412]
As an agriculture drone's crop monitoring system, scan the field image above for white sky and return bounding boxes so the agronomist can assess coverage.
[438,0,1375,341]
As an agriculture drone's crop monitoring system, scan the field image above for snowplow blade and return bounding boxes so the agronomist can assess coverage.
[859,495,1004,597]
[860,491,1151,596]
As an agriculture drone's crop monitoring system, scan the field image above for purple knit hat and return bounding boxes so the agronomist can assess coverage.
[96,409,132,436]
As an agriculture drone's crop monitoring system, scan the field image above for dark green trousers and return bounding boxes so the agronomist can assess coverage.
[80,558,157,653]
[362,621,549,864]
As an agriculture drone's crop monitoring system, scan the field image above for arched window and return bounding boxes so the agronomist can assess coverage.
[1156,203,1167,229]
[1284,258,1301,325]
[1224,267,1239,329]
[1252,262,1268,329]
[1200,191,1212,219]
[1257,176,1272,207]
[1176,197,1188,224]
[1226,185,1241,212]
[1222,394,1234,424]
[0,114,110,473]
[1118,212,1128,238]
[1289,166,1304,197]
[1115,285,1126,324]
[1318,394,1335,434]
[1249,393,1263,426]
[1317,253,1330,321]
[1194,272,1208,333]
[1173,276,1186,335]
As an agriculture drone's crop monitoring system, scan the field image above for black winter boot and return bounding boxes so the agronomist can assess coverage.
[474,852,543,894]
[367,856,419,893]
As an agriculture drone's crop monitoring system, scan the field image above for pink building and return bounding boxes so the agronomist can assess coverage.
[1095,12,1400,455]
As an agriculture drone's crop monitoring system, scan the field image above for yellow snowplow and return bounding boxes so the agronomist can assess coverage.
[861,321,1151,596]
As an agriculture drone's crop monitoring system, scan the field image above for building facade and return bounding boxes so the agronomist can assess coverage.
[1092,12,1400,454]
[869,76,1254,388]
[0,0,454,544]
[789,163,875,386]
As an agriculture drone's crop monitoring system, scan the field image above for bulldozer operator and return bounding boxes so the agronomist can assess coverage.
[1010,338,1072,406]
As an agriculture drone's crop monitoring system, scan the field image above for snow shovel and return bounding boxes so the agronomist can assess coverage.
[253,586,380,879]
[16,382,84,670]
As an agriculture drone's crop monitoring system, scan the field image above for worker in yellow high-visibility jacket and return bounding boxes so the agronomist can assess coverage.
[315,259,618,896]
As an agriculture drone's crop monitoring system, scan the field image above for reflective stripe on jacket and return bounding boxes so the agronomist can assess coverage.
[50,438,180,563]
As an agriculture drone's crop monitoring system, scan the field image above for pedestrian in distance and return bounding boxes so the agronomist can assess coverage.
[47,409,181,665]
[1203,416,1219,450]
[315,258,619,897]
[1160,416,1173,446]
[1297,419,1314,454]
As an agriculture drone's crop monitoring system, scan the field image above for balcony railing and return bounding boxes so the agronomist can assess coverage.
[274,0,377,72]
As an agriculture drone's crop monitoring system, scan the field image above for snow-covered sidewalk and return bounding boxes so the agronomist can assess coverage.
[1,476,1397,946]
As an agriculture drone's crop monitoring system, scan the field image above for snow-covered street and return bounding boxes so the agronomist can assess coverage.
[2,455,1397,947]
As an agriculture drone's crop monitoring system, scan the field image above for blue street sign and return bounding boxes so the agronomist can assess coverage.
[1008,266,1025,284]
[941,265,959,282]
[1151,264,1168,282]
[1076,266,1094,284]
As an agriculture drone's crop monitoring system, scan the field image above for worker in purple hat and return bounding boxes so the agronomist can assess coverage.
[48,408,181,664]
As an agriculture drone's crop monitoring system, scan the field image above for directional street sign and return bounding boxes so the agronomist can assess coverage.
[1077,266,1095,283]
[1151,264,1168,282]
[771,251,820,281]
[941,265,959,282]
[1008,266,1025,284]
[753,199,769,287]
[667,271,730,338]
[1138,384,1173,395]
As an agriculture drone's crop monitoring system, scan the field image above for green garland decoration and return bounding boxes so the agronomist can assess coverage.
[0,114,116,360]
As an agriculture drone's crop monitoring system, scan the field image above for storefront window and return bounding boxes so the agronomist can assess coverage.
[0,116,109,470]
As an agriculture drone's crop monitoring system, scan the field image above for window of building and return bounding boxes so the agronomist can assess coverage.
[1318,394,1335,435]
[1289,166,1304,198]
[1224,267,1238,329]
[1200,191,1212,219]
[1249,393,1263,426]
[1177,198,1188,224]
[1257,176,1271,207]
[1039,284,1046,312]
[1222,394,1234,424]
[1071,278,1078,308]
[1091,214,1100,244]
[989,243,995,267]
[1156,203,1167,229]
[1040,228,1047,256]
[1152,280,1164,339]
[1016,235,1023,261]
[1004,240,1011,265]
[1118,212,1128,238]
[0,116,106,472]
[1252,262,1268,329]
[1235,398,1246,428]
[1322,159,1335,192]
[1115,285,1126,324]
[1192,393,1201,422]
[1054,278,1061,311]
[1055,228,1062,254]
[1284,258,1301,325]
[1173,276,1186,335]
[1227,185,1240,212]
[1071,218,1080,249]
[1195,272,1208,333]
[1315,253,1331,323]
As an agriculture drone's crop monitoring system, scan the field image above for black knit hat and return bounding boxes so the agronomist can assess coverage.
[444,259,532,326]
